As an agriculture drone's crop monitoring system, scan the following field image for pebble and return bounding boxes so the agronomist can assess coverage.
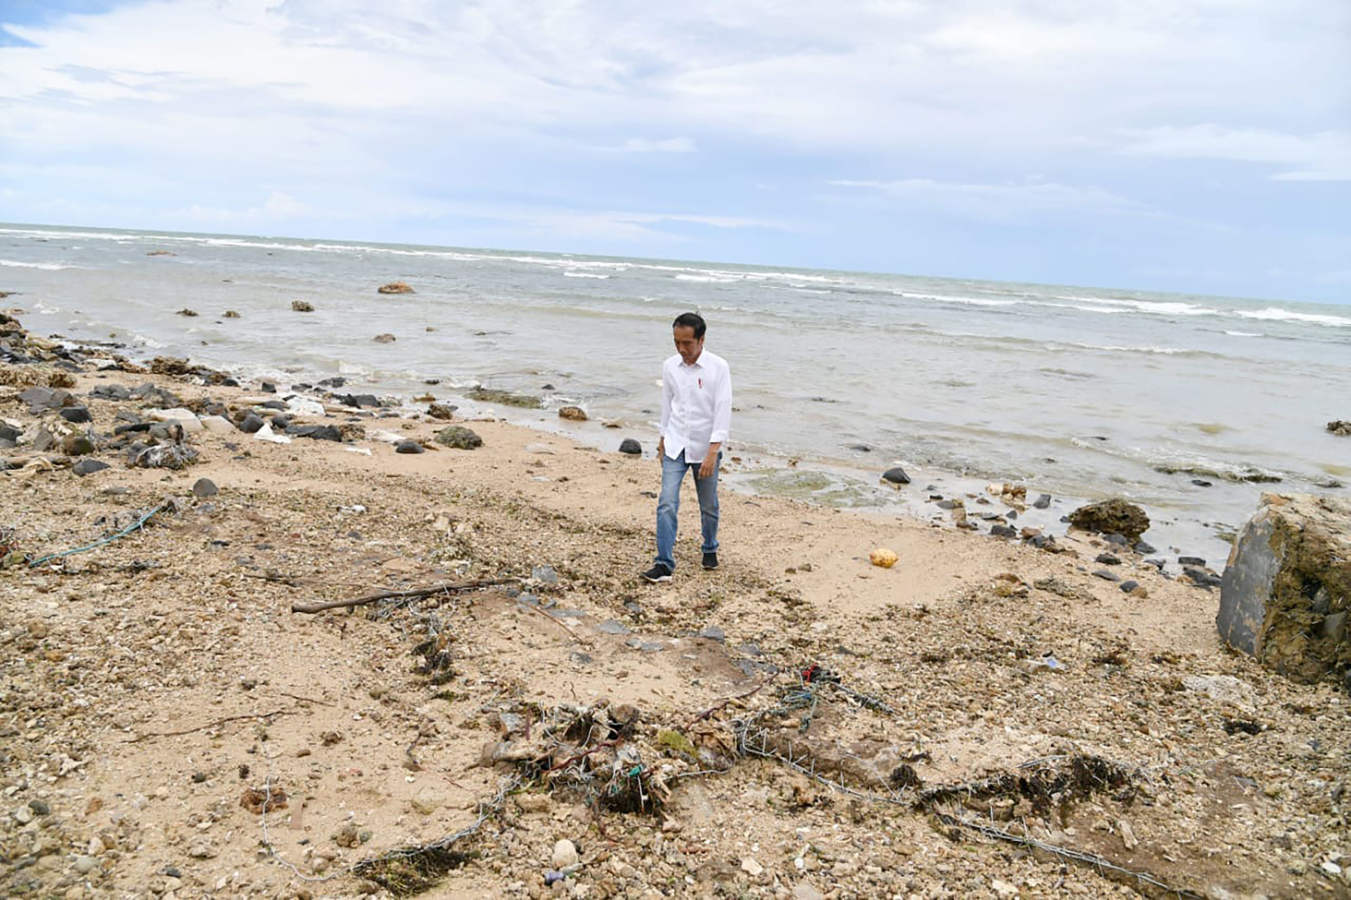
[740,857,764,877]
[73,855,98,874]
[1093,569,1121,582]
[552,838,579,869]
[1119,580,1139,593]
[395,440,425,454]
[191,477,218,498]
[13,804,34,824]
[792,884,824,900]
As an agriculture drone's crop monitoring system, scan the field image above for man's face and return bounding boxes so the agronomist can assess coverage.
[673,325,704,365]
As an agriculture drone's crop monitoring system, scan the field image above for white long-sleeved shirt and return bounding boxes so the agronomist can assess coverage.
[660,349,732,463]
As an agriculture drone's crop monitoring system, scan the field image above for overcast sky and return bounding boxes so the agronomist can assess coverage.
[1,0,1347,302]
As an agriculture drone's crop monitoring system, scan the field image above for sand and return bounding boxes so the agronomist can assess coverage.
[2,365,1349,900]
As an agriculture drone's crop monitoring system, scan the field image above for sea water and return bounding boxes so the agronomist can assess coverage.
[4,223,1348,568]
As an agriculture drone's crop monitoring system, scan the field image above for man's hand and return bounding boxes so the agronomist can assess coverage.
[657,438,665,460]
[699,451,718,479]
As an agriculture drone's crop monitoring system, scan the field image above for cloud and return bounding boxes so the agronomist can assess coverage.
[616,137,696,153]
[1120,125,1351,181]
[829,178,1146,223]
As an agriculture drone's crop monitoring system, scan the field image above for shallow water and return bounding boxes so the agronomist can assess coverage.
[4,222,1348,567]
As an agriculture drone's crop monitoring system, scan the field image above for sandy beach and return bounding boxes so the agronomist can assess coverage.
[2,320,1349,899]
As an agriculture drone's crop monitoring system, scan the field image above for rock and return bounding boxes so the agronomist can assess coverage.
[1032,493,1052,509]
[1217,493,1350,684]
[1179,555,1206,566]
[1103,532,1130,546]
[1134,540,1156,554]
[199,415,235,434]
[12,804,34,824]
[377,282,414,294]
[291,300,314,312]
[466,386,541,408]
[223,310,240,318]
[552,839,579,869]
[989,524,1017,538]
[1327,420,1351,436]
[740,857,764,877]
[1182,674,1254,707]
[71,459,109,477]
[58,406,91,424]
[1120,580,1139,593]
[149,408,204,432]
[336,393,381,409]
[372,333,396,343]
[191,478,218,498]
[618,438,642,455]
[532,565,559,583]
[792,884,825,900]
[395,440,424,454]
[1068,498,1150,542]
[435,426,482,449]
[73,855,98,874]
[90,384,130,401]
[287,425,342,441]
[186,838,216,859]
[409,787,443,816]
[1095,553,1121,565]
[62,434,95,456]
[990,879,1019,898]
[869,548,898,568]
[177,308,198,316]
[881,466,910,485]
[20,386,73,413]
[428,402,456,420]
[1094,569,1121,582]
[558,406,587,421]
[238,413,264,434]
[1184,566,1222,588]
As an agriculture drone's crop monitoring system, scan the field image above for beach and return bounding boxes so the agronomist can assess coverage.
[2,313,1349,899]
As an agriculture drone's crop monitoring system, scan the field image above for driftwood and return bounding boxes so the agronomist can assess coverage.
[290,578,517,614]
[125,709,290,743]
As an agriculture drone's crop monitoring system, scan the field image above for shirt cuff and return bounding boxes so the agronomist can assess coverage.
[709,431,728,443]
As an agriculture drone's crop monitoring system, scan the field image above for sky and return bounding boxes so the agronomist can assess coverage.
[0,0,1348,303]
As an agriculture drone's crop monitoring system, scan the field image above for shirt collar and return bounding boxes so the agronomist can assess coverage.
[679,351,704,368]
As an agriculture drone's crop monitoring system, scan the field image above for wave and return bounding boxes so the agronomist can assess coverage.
[1224,330,1262,337]
[0,259,73,270]
[675,273,738,283]
[1233,306,1351,328]
[563,271,609,279]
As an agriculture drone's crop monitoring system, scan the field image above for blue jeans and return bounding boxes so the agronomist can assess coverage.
[655,450,720,571]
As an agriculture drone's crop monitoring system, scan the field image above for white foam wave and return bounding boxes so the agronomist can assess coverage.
[1224,330,1262,337]
[1077,343,1194,355]
[0,259,72,270]
[131,334,166,349]
[1234,306,1351,328]
[563,271,609,279]
[675,273,738,283]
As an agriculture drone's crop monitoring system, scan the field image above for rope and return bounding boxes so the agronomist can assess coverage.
[27,500,171,568]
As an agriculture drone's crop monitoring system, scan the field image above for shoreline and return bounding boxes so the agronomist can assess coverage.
[3,312,1350,898]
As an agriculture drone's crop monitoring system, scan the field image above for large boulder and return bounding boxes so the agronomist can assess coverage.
[1067,498,1150,543]
[435,425,482,449]
[1218,493,1350,687]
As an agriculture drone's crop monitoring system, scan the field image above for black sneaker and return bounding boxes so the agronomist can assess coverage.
[641,563,673,583]
[702,552,719,570]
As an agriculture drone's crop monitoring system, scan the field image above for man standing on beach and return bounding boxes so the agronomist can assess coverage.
[642,312,732,583]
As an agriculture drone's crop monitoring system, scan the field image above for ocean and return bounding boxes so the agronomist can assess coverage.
[3,222,1348,569]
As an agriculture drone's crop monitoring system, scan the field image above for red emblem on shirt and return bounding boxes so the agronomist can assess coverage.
[698,378,703,389]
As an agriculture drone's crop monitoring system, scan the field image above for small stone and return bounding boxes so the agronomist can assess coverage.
[395,440,425,454]
[73,855,98,874]
[881,466,910,485]
[377,281,414,294]
[1094,569,1120,582]
[532,565,559,584]
[27,800,49,816]
[558,406,587,421]
[186,838,216,859]
[1119,580,1139,593]
[514,794,551,814]
[792,884,824,900]
[291,300,314,312]
[618,438,642,455]
[71,459,109,477]
[990,879,1019,898]
[1032,493,1052,509]
[58,407,92,424]
[428,402,456,420]
[62,434,96,456]
[869,547,898,568]
[192,478,218,498]
[552,839,579,869]
[1095,553,1121,565]
[13,804,34,824]
[372,333,396,343]
[740,857,764,877]
[435,426,482,449]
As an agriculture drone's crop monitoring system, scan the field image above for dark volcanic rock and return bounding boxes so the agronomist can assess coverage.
[58,406,92,424]
[1178,556,1206,566]
[337,393,380,409]
[1120,580,1140,593]
[618,438,642,455]
[1326,420,1351,436]
[286,424,341,441]
[238,414,264,434]
[395,440,425,454]
[89,384,131,401]
[1134,540,1156,554]
[881,466,911,485]
[1183,566,1222,588]
[989,524,1017,538]
[1032,493,1052,509]
[1068,499,1150,543]
[1095,553,1121,565]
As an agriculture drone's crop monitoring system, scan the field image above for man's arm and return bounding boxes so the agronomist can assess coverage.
[658,360,673,458]
[699,363,732,477]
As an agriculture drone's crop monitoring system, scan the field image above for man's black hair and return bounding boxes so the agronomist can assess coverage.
[672,312,706,339]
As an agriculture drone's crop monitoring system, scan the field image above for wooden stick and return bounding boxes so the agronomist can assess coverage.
[290,578,517,613]
[685,676,773,728]
[124,709,289,743]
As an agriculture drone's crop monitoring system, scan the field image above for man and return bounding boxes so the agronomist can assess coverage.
[642,312,732,583]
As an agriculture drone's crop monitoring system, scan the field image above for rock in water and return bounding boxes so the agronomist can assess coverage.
[290,300,314,312]
[378,281,415,294]
[618,438,642,455]
[428,402,456,420]
[1068,498,1150,543]
[558,406,587,421]
[435,426,482,449]
[372,333,396,343]
[881,466,910,485]
[1218,493,1349,685]
[1327,420,1351,436]
[869,548,898,568]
